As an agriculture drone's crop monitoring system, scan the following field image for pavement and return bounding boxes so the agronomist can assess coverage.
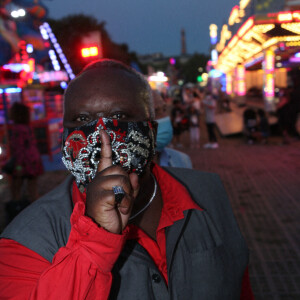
[0,104,299,299]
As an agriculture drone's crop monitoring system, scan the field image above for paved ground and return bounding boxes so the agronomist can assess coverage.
[180,127,300,300]
[0,106,299,299]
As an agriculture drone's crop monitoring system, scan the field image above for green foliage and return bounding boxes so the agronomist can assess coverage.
[47,14,138,74]
[179,53,209,83]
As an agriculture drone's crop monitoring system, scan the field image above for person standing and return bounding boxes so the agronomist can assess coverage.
[188,104,201,148]
[152,90,193,168]
[202,91,219,149]
[3,102,44,221]
[170,98,184,147]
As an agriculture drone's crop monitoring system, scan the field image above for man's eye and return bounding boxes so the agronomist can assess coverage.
[111,113,126,119]
[75,115,90,122]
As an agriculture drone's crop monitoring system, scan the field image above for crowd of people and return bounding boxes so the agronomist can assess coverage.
[166,85,221,149]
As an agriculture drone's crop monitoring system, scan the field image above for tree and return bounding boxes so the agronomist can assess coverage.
[179,53,209,84]
[47,14,139,74]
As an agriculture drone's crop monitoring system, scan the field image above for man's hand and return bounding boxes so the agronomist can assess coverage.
[85,130,140,234]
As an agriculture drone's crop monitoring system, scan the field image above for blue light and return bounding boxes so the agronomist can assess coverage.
[210,36,217,45]
[295,52,300,58]
[60,81,68,89]
[26,44,34,53]
[209,69,223,78]
[3,63,26,73]
[0,87,22,94]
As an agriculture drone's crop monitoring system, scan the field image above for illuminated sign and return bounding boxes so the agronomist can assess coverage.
[0,87,22,94]
[237,18,254,37]
[38,71,69,83]
[217,25,232,52]
[278,12,293,22]
[229,6,240,26]
[240,0,251,10]
[2,64,29,73]
[239,0,251,18]
[81,46,99,58]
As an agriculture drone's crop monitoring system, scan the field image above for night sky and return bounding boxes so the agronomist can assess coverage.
[44,0,238,56]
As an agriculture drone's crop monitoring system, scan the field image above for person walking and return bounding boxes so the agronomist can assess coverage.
[202,91,219,149]
[188,104,201,148]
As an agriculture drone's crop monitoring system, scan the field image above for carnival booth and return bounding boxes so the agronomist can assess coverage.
[0,1,75,164]
[213,0,300,112]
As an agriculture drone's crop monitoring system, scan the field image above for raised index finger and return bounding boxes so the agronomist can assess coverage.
[97,130,113,172]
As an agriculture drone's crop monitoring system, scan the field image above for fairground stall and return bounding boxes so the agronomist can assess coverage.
[0,0,75,165]
[211,0,300,112]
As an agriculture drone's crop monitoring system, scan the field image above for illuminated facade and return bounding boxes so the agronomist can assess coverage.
[213,0,300,111]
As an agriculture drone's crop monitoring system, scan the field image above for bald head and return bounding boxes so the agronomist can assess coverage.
[64,59,155,121]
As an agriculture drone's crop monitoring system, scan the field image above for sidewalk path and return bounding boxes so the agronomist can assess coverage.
[181,130,300,300]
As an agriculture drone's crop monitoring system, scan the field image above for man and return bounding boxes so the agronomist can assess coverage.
[0,60,254,299]
[152,89,193,168]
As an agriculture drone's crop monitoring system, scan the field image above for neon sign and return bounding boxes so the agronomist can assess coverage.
[229,6,240,26]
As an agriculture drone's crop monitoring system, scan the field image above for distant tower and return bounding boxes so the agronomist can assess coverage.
[181,28,186,55]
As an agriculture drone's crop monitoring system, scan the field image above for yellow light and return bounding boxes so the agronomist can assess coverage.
[210,24,218,38]
[81,48,90,57]
[202,73,209,81]
[238,18,254,37]
[226,73,233,95]
[240,0,251,10]
[281,23,300,35]
[263,38,278,49]
[253,24,275,33]
[278,12,293,22]
[89,47,99,56]
[265,50,275,72]
[265,73,274,97]
[286,41,300,46]
[237,64,245,79]
[293,12,300,21]
[218,24,232,52]
[229,6,240,26]
[278,36,300,41]
[228,36,239,49]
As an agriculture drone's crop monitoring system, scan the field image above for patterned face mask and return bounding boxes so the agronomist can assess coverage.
[62,117,156,190]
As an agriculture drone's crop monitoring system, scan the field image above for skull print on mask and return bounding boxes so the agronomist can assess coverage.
[62,117,156,190]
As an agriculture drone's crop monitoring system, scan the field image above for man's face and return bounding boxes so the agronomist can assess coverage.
[62,67,156,188]
[64,67,150,128]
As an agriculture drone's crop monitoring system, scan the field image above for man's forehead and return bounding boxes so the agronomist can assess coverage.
[67,67,144,94]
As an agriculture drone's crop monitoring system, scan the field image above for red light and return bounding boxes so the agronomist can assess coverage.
[81,46,99,58]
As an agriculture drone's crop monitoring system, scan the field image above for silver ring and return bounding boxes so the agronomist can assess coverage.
[112,186,125,204]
